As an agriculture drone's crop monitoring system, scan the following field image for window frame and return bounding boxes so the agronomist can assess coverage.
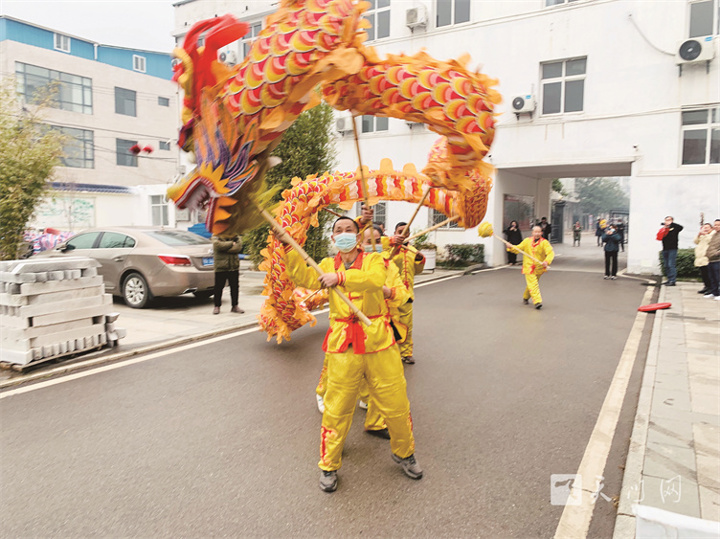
[116,138,139,167]
[540,57,587,116]
[158,140,171,151]
[115,87,137,117]
[133,55,147,73]
[680,105,720,166]
[364,0,391,41]
[15,62,93,114]
[158,96,170,107]
[688,0,718,38]
[545,0,583,6]
[53,126,94,169]
[361,115,389,133]
[150,195,170,226]
[429,209,460,229]
[54,33,71,53]
[436,0,471,28]
[241,22,263,60]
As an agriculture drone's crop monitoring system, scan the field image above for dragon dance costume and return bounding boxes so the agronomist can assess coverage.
[509,237,555,306]
[391,244,426,361]
[284,248,415,471]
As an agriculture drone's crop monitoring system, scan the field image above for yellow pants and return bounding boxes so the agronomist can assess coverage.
[523,272,544,305]
[398,300,413,358]
[317,360,385,431]
[320,346,415,471]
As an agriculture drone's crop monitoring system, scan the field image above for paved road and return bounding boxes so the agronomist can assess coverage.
[0,254,650,538]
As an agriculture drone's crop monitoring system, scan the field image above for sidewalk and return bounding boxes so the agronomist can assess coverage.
[614,283,720,537]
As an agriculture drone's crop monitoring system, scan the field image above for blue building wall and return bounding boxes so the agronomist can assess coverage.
[0,17,171,80]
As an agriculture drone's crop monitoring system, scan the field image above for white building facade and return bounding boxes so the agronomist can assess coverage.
[0,16,184,233]
[173,0,720,274]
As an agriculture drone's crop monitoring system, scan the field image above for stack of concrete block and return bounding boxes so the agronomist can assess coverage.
[0,257,126,366]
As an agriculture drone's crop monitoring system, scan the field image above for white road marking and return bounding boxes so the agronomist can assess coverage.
[554,286,653,538]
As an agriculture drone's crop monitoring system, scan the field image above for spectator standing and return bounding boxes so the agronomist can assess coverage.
[704,219,720,300]
[656,216,684,286]
[595,219,604,246]
[694,223,714,295]
[572,222,582,247]
[504,220,523,265]
[616,220,626,252]
[602,225,621,279]
[539,217,552,240]
[212,234,244,314]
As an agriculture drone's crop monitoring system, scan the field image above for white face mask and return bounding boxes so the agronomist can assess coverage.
[333,232,358,253]
[363,244,383,253]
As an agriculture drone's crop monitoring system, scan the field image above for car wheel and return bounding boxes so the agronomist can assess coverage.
[193,290,214,301]
[123,272,152,309]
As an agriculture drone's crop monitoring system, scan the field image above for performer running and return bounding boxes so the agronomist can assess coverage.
[507,225,555,309]
[282,216,422,492]
[389,222,425,364]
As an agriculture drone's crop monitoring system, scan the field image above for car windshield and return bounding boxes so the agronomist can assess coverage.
[144,230,210,246]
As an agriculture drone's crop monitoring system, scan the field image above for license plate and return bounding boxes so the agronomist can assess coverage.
[202,257,213,267]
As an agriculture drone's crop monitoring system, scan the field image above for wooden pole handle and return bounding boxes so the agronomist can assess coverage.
[405,216,460,243]
[497,235,544,265]
[257,205,372,326]
[390,186,433,257]
[352,115,376,250]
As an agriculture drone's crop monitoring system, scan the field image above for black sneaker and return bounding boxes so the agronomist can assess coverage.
[366,428,391,440]
[319,470,338,492]
[392,453,423,479]
[535,303,543,310]
[523,298,529,305]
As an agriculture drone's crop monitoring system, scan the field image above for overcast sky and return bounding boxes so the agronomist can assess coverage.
[1,0,176,52]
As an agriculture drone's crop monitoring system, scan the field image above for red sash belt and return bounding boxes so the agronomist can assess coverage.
[323,314,385,354]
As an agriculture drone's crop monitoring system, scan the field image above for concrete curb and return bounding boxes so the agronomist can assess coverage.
[0,269,465,390]
[613,286,667,538]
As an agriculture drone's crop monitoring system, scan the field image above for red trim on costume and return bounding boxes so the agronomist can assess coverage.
[333,249,364,271]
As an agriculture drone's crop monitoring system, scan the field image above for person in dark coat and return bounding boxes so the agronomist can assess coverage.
[504,220,523,265]
[595,219,603,246]
[602,225,621,279]
[212,234,244,314]
[656,216,684,286]
[539,217,552,240]
[616,220,626,252]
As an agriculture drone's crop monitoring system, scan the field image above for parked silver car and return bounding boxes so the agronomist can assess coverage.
[34,227,215,308]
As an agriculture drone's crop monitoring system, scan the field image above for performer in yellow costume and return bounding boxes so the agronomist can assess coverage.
[389,222,426,364]
[283,216,422,492]
[507,225,555,309]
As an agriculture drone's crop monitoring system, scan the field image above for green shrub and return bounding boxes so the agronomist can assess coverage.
[443,244,484,268]
[658,248,701,281]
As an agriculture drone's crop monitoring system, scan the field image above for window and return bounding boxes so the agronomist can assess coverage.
[146,229,210,245]
[689,0,715,37]
[159,140,171,151]
[115,87,136,116]
[158,96,170,107]
[133,55,146,73]
[436,0,470,28]
[681,106,720,165]
[430,209,460,228]
[241,22,263,59]
[150,195,169,226]
[54,33,70,53]
[365,0,391,40]
[98,232,135,249]
[54,126,94,168]
[65,232,100,250]
[361,115,389,133]
[116,139,138,167]
[545,0,582,6]
[15,62,92,114]
[541,57,586,115]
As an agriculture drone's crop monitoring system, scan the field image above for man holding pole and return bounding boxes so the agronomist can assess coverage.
[282,215,422,492]
[507,225,555,310]
[390,222,426,364]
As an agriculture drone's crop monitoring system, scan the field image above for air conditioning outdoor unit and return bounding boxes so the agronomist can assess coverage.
[335,116,354,134]
[406,6,428,28]
[676,37,715,65]
[219,50,238,66]
[511,94,536,115]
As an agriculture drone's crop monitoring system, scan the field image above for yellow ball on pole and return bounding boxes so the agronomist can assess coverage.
[477,222,494,238]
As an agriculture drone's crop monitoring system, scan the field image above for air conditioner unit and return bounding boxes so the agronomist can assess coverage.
[406,6,428,28]
[511,94,536,114]
[219,50,238,66]
[676,37,715,65]
[335,116,354,133]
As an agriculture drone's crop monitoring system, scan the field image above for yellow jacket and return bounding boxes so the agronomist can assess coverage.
[284,249,395,353]
[390,245,425,300]
[509,237,555,275]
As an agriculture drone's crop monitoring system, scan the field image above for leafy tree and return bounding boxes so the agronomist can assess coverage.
[243,103,337,267]
[576,177,629,216]
[0,82,64,260]
[551,178,567,196]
